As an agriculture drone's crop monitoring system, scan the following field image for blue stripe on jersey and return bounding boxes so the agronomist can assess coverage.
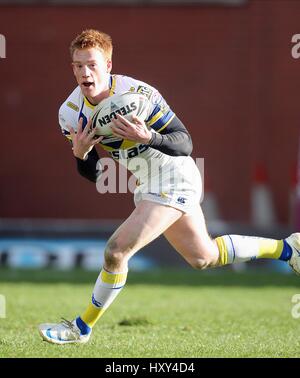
[151,110,175,132]
[146,105,162,123]
[78,102,88,129]
[100,138,123,150]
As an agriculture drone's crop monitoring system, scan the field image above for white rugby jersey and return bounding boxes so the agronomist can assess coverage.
[58,74,180,182]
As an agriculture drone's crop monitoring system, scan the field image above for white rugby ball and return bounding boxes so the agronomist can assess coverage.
[91,92,151,136]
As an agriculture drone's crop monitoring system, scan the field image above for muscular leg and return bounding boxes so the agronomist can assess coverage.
[104,200,183,271]
[164,204,294,270]
[163,204,219,269]
[79,200,183,330]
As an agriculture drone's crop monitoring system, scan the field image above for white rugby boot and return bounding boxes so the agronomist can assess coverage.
[285,233,300,275]
[38,318,91,345]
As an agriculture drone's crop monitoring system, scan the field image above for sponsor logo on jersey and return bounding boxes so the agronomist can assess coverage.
[67,101,79,112]
[176,196,187,204]
[97,102,138,127]
[137,85,153,99]
[109,144,149,160]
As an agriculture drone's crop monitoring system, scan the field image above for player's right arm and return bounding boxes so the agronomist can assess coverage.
[66,118,103,183]
[59,101,103,183]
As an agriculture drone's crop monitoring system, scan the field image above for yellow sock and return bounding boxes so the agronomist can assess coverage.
[215,235,288,266]
[80,268,127,328]
[81,304,106,328]
[256,239,283,259]
[216,236,229,265]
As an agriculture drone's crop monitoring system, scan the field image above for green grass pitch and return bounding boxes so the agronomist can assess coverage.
[0,268,300,358]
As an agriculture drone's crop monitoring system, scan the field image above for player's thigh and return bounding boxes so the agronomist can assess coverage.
[163,204,219,268]
[106,200,183,257]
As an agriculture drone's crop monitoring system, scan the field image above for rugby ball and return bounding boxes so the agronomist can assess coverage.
[91,92,151,136]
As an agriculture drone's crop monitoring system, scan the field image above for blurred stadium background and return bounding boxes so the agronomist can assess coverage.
[0,0,300,273]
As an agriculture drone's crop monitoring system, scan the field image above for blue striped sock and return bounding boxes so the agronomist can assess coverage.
[76,316,91,335]
[279,240,293,261]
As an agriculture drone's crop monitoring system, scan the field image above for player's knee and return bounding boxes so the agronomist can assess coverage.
[189,256,214,270]
[104,236,132,267]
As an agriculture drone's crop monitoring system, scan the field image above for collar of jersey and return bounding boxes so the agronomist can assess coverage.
[84,74,116,109]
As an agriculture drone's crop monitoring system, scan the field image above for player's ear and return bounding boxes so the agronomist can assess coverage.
[107,59,112,73]
[71,62,76,76]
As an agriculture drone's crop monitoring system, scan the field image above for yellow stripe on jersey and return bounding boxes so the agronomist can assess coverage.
[147,110,165,127]
[84,97,95,110]
[147,107,175,133]
[100,138,137,151]
[121,140,138,149]
[109,75,116,96]
[156,113,175,133]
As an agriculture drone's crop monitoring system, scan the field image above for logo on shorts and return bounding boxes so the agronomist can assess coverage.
[176,196,187,204]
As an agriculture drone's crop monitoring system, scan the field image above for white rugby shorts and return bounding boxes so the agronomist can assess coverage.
[133,156,202,214]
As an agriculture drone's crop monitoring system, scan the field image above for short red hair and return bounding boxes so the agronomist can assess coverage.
[70,29,113,60]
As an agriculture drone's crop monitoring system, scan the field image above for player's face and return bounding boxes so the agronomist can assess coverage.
[72,48,112,103]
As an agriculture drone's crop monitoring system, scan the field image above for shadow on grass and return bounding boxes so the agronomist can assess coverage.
[0,267,299,287]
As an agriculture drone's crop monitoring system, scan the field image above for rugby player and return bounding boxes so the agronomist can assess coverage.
[38,29,300,344]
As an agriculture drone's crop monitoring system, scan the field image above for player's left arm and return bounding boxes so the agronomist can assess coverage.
[111,84,193,156]
[148,115,192,156]
[111,114,192,157]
